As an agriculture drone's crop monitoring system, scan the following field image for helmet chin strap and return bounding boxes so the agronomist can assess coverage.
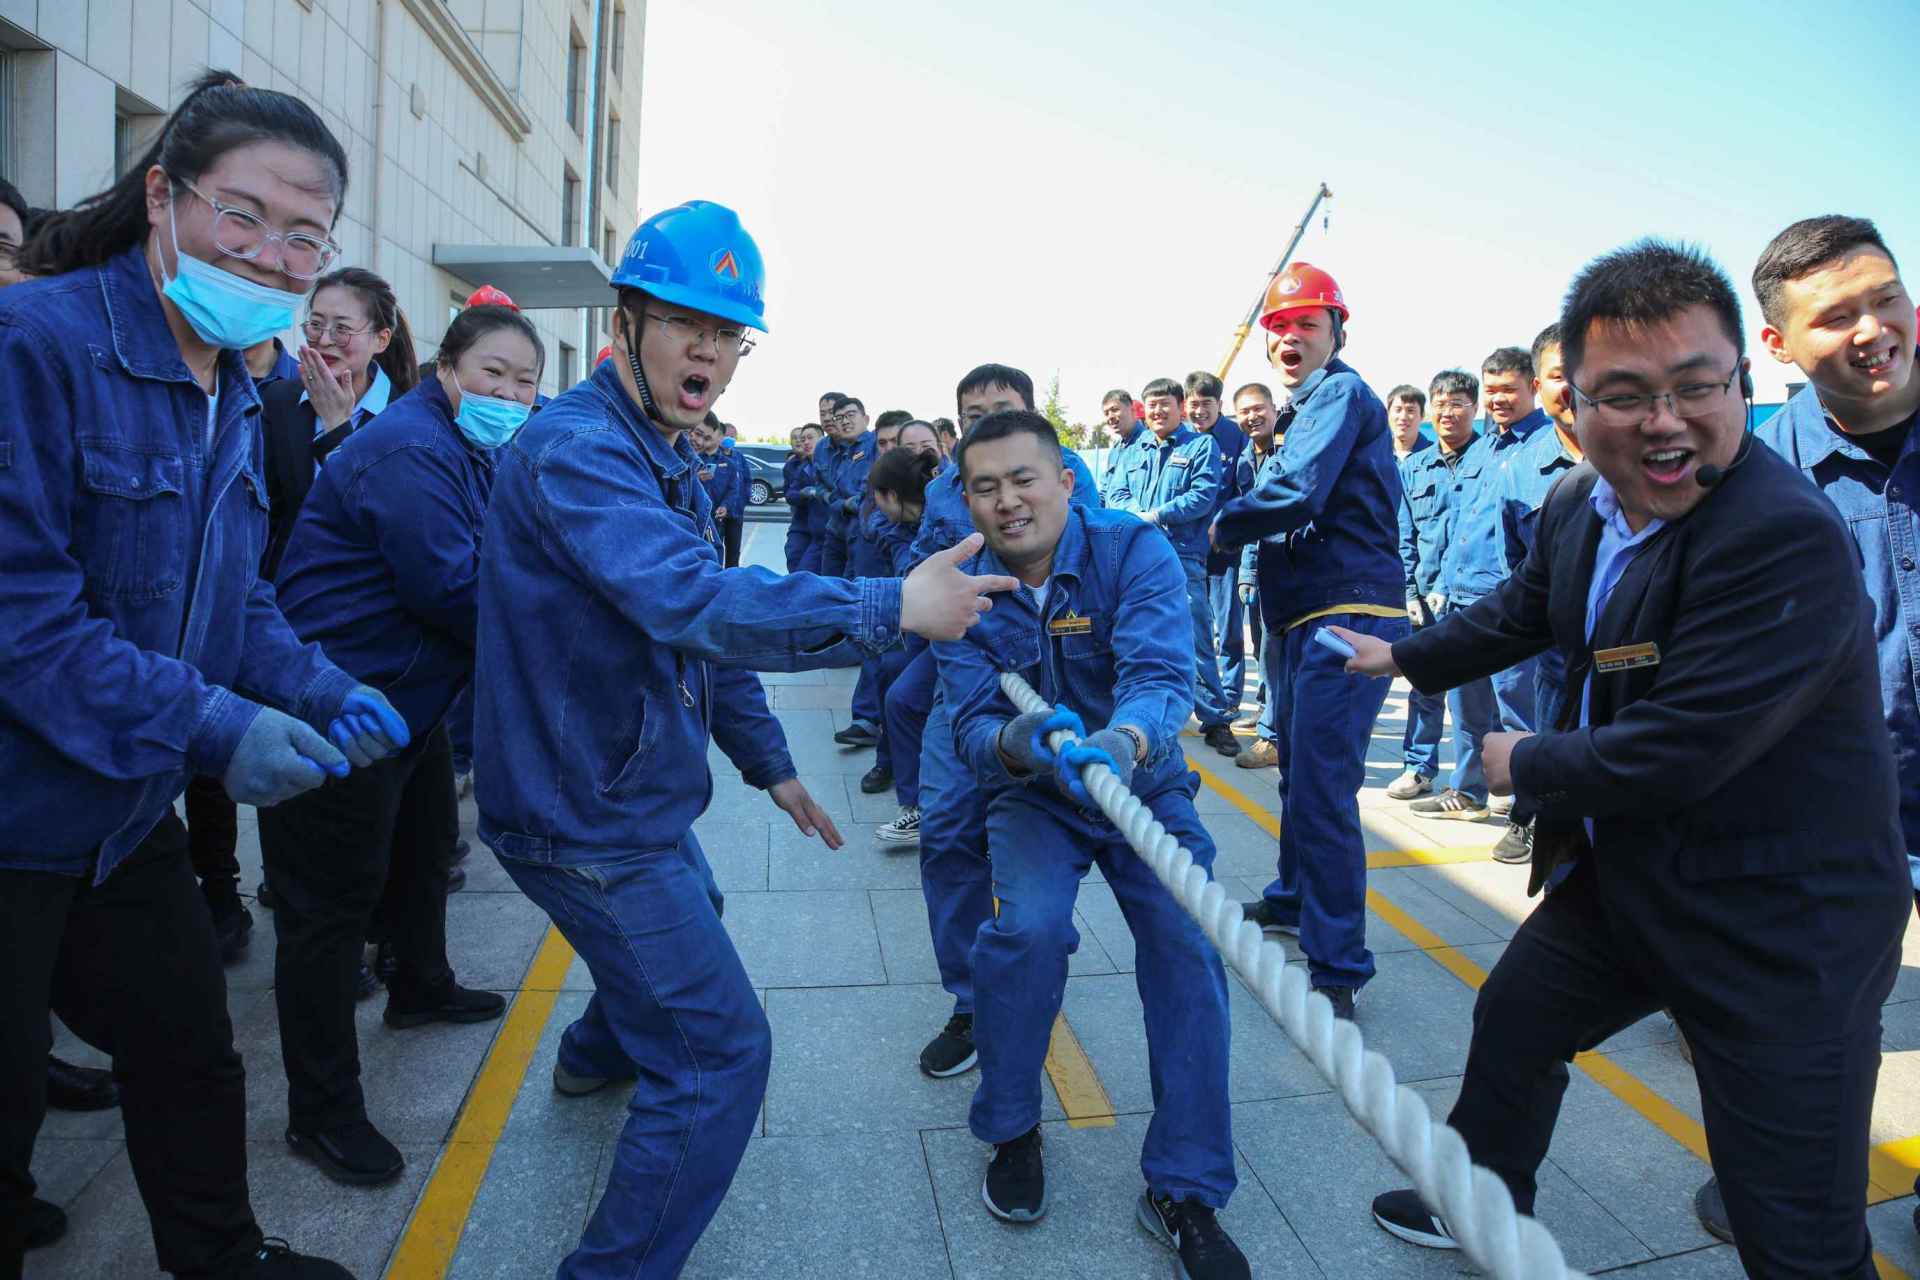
[618,308,661,420]
[1328,308,1346,354]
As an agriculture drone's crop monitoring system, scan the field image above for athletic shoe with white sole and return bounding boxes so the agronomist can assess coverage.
[876,806,921,845]
[1239,898,1299,938]
[1372,1188,1458,1249]
[1408,788,1490,821]
[1137,1190,1251,1279]
[982,1126,1046,1222]
[919,1012,978,1077]
[1385,769,1433,800]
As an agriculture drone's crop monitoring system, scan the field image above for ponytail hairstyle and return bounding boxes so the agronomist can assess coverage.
[20,69,348,278]
[310,266,418,397]
[434,304,546,379]
[869,446,938,511]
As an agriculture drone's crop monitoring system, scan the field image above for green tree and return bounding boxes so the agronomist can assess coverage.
[1042,372,1070,437]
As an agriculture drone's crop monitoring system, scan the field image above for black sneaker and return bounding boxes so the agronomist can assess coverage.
[45,1054,118,1112]
[876,806,922,845]
[450,838,472,866]
[1372,1188,1457,1250]
[552,1060,638,1097]
[1491,822,1533,865]
[256,880,278,911]
[919,1013,978,1078]
[1319,985,1357,1021]
[374,942,398,984]
[860,764,893,795]
[982,1126,1046,1222]
[205,879,254,964]
[1137,1191,1251,1280]
[1694,1176,1733,1244]
[240,1237,356,1277]
[25,1197,66,1249]
[287,1119,405,1186]
[1239,899,1299,938]
[833,721,879,748]
[1201,724,1242,758]
[446,865,467,895]
[385,982,507,1029]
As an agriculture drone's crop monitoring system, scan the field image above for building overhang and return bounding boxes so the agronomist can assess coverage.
[432,245,614,310]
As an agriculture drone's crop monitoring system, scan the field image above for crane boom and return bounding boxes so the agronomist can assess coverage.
[1215,182,1333,381]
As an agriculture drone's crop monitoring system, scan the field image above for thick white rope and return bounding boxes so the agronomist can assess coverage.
[997,670,1588,1280]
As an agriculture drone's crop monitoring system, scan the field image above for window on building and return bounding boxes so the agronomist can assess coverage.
[610,7,625,78]
[603,223,617,269]
[565,28,586,134]
[604,112,620,191]
[561,169,580,247]
[559,341,578,391]
[114,113,134,178]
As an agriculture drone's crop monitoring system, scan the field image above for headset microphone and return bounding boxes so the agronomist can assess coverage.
[1696,364,1756,490]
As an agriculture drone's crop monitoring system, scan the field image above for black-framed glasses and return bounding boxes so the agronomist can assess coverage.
[1572,361,1741,428]
[301,317,378,341]
[173,176,340,280]
[644,310,755,356]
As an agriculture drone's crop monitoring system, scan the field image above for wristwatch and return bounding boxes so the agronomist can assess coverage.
[1114,725,1147,763]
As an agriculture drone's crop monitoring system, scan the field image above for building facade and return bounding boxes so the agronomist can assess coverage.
[0,0,643,394]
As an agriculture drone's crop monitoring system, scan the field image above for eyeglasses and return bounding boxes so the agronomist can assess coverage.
[301,317,378,341]
[173,176,340,281]
[1430,397,1476,413]
[643,310,755,356]
[1572,361,1741,428]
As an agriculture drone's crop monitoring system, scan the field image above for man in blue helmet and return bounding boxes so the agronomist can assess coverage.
[473,200,1017,1280]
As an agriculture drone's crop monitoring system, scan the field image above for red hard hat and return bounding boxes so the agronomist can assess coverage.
[1259,262,1348,330]
[1131,398,1145,420]
[466,285,519,311]
[595,345,614,366]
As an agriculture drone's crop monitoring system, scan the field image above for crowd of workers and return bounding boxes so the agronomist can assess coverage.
[2,65,1919,1280]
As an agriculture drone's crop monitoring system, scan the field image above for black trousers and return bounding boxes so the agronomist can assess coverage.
[1448,858,1881,1280]
[258,724,455,1133]
[1,819,261,1280]
[722,515,744,568]
[183,774,240,886]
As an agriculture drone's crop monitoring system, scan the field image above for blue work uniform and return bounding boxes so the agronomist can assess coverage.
[820,430,874,578]
[872,510,926,806]
[1201,418,1254,717]
[1397,438,1476,782]
[782,452,823,571]
[1214,355,1407,992]
[1758,384,1920,897]
[1104,423,1236,729]
[851,498,900,761]
[937,505,1234,1207]
[899,448,1105,1016]
[695,446,749,522]
[0,244,357,883]
[1492,420,1581,729]
[1235,443,1278,744]
[255,338,301,387]
[474,359,905,1280]
[1100,420,1147,503]
[1439,409,1548,809]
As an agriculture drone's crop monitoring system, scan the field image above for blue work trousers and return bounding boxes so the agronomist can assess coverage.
[1446,676,1500,805]
[1261,611,1406,990]
[853,658,884,740]
[821,524,850,577]
[1491,658,1538,823]
[1402,686,1446,776]
[494,834,769,1280]
[917,694,993,1015]
[783,526,818,573]
[971,779,1235,1208]
[1208,570,1247,715]
[883,644,935,808]
[1182,559,1237,730]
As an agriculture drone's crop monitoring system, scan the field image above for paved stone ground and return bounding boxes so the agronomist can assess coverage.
[27,515,1920,1279]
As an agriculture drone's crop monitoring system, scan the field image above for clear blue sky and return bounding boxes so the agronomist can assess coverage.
[639,0,1920,437]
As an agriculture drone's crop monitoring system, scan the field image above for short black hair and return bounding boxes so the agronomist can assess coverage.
[1233,381,1275,404]
[838,395,867,415]
[1386,384,1426,410]
[0,178,27,230]
[1481,346,1534,380]
[1429,369,1479,401]
[1184,370,1224,400]
[1753,215,1900,329]
[873,409,913,432]
[1560,239,1744,381]
[1140,376,1184,402]
[1100,387,1134,409]
[955,363,1034,413]
[818,390,846,406]
[932,417,958,440]
[955,409,1064,482]
[1529,322,1563,373]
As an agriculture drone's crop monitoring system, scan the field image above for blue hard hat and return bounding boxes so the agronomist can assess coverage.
[609,200,768,333]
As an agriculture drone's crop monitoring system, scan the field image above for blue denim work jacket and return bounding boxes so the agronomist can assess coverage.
[474,362,905,861]
[1104,423,1222,564]
[0,245,355,879]
[821,430,875,549]
[783,454,829,534]
[1214,358,1405,628]
[1440,408,1547,603]
[935,506,1196,811]
[1495,418,1580,570]
[1758,382,1920,864]
[275,377,492,740]
[696,446,750,519]
[906,449,1102,572]
[1397,439,1474,601]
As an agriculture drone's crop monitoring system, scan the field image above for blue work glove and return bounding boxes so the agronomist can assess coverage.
[327,685,412,769]
[996,704,1085,777]
[1053,728,1136,807]
[223,706,348,806]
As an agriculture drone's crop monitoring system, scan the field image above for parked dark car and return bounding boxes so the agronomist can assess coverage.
[734,445,791,506]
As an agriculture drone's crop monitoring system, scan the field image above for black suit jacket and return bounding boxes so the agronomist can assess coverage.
[259,380,355,580]
[1396,444,1908,1043]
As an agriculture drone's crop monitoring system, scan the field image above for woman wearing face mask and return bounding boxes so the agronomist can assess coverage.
[255,303,542,1189]
[0,70,400,1280]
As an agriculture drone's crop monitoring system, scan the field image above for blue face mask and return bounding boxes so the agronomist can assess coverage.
[454,389,532,449]
[160,203,307,350]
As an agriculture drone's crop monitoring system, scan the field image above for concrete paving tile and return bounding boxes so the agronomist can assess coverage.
[1331,948,1480,1084]
[27,1138,123,1207]
[758,669,831,686]
[501,991,632,1145]
[1400,859,1539,939]
[772,683,867,710]
[723,889,887,988]
[1195,811,1282,884]
[770,822,926,890]
[847,778,907,823]
[1544,1071,1716,1256]
[1234,1087,1653,1278]
[1588,1244,1748,1276]
[765,984,1061,1136]
[921,1114,1321,1280]
[1866,1197,1920,1277]
[689,814,773,892]
[713,771,855,822]
[868,888,1115,986]
[1884,997,1920,1052]
[448,1138,600,1279]
[1074,882,1136,973]
[445,889,551,991]
[683,1131,954,1280]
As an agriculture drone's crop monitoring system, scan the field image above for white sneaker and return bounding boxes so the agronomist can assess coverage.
[1488,792,1515,816]
[1385,769,1433,800]
[877,806,922,845]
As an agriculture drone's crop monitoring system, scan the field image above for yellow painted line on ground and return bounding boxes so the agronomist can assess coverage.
[1183,756,1915,1279]
[386,926,576,1279]
[1044,1011,1117,1129]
